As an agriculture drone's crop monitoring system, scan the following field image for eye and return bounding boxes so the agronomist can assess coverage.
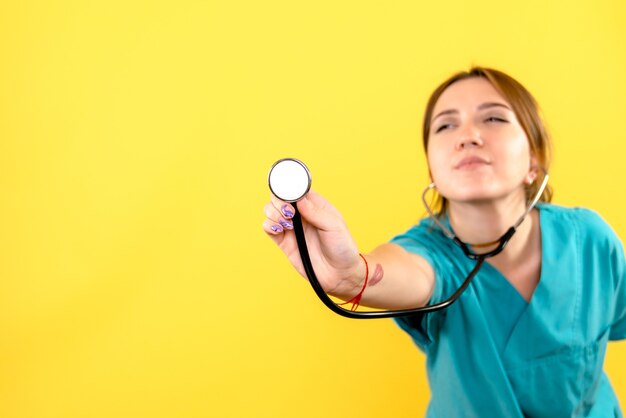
[435,123,453,133]
[485,116,508,123]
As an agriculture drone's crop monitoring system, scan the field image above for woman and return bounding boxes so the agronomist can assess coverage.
[262,67,626,417]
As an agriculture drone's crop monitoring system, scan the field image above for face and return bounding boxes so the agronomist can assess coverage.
[427,77,537,206]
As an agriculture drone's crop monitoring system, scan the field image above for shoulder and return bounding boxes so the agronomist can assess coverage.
[389,216,453,270]
[540,203,616,237]
[390,217,449,249]
[540,203,623,252]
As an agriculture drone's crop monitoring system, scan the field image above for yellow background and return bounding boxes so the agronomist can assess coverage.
[1,1,625,417]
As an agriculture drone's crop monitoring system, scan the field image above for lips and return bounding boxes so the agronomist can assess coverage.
[454,155,490,169]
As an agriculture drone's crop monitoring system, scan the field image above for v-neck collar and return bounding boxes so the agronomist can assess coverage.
[482,206,544,305]
[499,205,581,366]
[442,206,545,306]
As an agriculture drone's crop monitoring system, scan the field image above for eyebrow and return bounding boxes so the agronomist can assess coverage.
[431,102,512,123]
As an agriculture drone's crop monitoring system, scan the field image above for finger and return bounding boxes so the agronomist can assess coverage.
[262,219,285,236]
[269,195,296,219]
[264,201,294,231]
[262,219,297,252]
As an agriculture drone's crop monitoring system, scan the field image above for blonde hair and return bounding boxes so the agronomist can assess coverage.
[422,67,553,215]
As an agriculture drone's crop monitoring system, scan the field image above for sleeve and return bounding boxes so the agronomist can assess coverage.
[577,208,626,340]
[389,226,452,351]
[608,225,626,340]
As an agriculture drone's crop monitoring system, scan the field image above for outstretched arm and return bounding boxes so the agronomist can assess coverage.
[263,190,435,310]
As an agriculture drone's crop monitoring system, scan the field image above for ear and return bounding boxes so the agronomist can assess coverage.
[525,155,539,185]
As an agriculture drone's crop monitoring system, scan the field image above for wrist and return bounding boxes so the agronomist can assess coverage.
[330,254,369,311]
[338,254,369,311]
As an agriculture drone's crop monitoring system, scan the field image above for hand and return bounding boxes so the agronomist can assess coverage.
[262,190,363,296]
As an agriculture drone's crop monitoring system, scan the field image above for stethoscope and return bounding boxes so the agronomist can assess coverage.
[268,158,549,319]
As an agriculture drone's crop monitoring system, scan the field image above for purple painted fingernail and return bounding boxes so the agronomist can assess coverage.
[281,205,294,219]
[271,224,284,233]
[279,219,293,230]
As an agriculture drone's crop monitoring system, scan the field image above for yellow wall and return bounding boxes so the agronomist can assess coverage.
[1,1,624,417]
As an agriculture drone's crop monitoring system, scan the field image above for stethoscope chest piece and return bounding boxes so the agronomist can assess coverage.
[268,158,311,202]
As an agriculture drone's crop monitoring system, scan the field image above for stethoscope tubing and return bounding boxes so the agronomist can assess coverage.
[274,158,549,319]
[293,203,486,319]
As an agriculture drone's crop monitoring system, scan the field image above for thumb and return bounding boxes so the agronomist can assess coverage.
[296,190,344,231]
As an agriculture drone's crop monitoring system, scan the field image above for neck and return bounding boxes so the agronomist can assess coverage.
[446,192,536,263]
[448,193,526,243]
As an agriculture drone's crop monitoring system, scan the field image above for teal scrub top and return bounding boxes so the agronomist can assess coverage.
[390,204,626,418]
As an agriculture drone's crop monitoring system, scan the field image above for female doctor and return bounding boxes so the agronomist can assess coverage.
[262,67,626,417]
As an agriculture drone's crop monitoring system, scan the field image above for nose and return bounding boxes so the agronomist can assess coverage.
[456,123,483,150]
